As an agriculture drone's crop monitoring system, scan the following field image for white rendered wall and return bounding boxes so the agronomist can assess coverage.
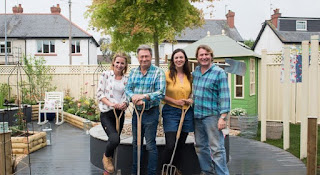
[254,25,283,55]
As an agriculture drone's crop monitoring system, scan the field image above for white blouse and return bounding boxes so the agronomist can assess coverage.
[96,70,128,112]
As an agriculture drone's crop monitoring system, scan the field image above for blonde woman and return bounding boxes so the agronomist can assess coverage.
[97,53,129,174]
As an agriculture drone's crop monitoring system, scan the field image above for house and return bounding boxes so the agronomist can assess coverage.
[183,34,260,115]
[130,10,243,65]
[0,4,99,65]
[161,10,243,60]
[253,8,320,55]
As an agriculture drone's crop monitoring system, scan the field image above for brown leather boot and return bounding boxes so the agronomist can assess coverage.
[102,154,114,173]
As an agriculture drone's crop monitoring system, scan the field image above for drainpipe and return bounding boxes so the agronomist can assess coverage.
[88,39,89,65]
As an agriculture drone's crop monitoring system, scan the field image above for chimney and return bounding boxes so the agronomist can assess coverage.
[271,8,281,28]
[12,4,23,13]
[51,4,61,14]
[226,10,235,28]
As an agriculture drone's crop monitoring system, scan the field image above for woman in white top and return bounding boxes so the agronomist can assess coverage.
[97,53,129,173]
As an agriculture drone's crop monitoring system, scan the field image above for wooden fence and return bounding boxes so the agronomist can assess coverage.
[0,64,169,100]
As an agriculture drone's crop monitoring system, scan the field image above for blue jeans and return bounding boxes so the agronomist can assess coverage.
[131,106,159,175]
[194,116,229,175]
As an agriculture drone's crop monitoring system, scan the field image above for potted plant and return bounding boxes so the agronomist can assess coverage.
[229,108,247,130]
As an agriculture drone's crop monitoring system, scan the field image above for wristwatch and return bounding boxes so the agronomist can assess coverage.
[143,94,147,99]
[220,115,227,121]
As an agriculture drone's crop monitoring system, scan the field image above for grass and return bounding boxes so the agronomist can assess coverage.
[251,122,320,171]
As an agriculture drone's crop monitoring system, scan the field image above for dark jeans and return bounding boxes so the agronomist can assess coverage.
[161,131,188,170]
[131,106,159,175]
[100,110,125,157]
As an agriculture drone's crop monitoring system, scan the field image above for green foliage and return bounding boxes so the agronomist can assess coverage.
[10,110,26,136]
[86,0,205,65]
[244,39,255,49]
[230,108,247,116]
[0,83,12,108]
[22,55,56,104]
[63,92,100,121]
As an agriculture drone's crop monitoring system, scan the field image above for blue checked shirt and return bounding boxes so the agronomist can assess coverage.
[192,64,230,119]
[125,64,166,110]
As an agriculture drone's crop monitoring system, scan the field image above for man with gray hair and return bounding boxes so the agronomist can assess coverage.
[125,45,166,175]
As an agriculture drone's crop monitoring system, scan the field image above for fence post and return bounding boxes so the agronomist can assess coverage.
[309,35,319,120]
[307,116,318,175]
[260,49,267,142]
[300,40,309,159]
[283,46,290,150]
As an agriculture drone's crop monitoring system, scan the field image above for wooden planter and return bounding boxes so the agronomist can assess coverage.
[11,131,47,156]
[266,121,283,139]
[64,112,99,130]
[31,105,39,121]
[229,115,240,130]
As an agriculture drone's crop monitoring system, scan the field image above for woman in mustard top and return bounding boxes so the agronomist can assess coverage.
[161,48,194,174]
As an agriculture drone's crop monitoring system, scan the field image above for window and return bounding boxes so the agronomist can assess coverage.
[37,40,55,53]
[234,60,244,99]
[72,41,80,53]
[250,58,255,96]
[0,41,12,54]
[296,21,307,31]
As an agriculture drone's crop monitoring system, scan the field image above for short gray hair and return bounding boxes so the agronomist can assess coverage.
[137,45,152,56]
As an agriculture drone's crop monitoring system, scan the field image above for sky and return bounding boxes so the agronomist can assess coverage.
[1,0,319,41]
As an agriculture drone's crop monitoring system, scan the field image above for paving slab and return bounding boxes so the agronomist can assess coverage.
[15,122,306,175]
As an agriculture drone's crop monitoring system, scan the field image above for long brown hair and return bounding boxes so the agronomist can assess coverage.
[169,49,191,84]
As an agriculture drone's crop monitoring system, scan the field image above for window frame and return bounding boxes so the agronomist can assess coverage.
[72,40,81,53]
[37,40,55,53]
[0,41,12,54]
[249,58,256,96]
[233,60,245,99]
[296,20,307,31]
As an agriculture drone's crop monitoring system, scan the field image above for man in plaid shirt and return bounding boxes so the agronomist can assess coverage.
[192,45,230,175]
[125,45,166,175]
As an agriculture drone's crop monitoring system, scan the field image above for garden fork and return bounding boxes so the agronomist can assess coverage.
[162,105,191,175]
[134,102,145,175]
[112,109,124,174]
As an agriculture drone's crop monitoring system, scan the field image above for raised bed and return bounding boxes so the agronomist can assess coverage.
[0,105,32,126]
[63,112,99,130]
[11,131,47,156]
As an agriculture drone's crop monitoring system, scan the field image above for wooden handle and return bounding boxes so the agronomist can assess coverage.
[176,105,191,139]
[113,109,124,134]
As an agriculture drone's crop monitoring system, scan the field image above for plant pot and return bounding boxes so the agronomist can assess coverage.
[0,105,32,126]
[11,131,47,156]
[266,121,283,140]
[229,115,240,130]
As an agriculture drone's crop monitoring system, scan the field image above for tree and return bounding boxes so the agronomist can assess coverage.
[86,0,209,66]
[244,39,255,49]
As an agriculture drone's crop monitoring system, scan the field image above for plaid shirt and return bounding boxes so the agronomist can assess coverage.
[125,64,166,110]
[192,64,230,119]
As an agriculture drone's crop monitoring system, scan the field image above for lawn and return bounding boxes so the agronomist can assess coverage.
[253,122,320,171]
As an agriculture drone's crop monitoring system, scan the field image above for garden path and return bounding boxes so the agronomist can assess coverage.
[15,121,306,175]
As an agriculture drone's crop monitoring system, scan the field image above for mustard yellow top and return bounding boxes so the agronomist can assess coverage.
[164,71,192,109]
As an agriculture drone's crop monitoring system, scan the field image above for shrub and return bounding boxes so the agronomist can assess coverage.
[230,108,247,116]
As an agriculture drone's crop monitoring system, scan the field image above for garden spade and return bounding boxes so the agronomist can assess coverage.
[134,102,145,175]
[162,105,191,175]
[113,109,124,174]
[215,58,247,76]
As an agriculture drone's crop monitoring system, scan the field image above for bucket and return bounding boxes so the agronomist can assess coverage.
[266,121,283,139]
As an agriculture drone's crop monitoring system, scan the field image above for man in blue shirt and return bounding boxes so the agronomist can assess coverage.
[192,45,230,175]
[125,45,166,175]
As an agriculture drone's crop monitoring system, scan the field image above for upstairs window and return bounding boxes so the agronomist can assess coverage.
[37,40,55,53]
[72,41,81,53]
[296,21,307,31]
[0,41,12,54]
